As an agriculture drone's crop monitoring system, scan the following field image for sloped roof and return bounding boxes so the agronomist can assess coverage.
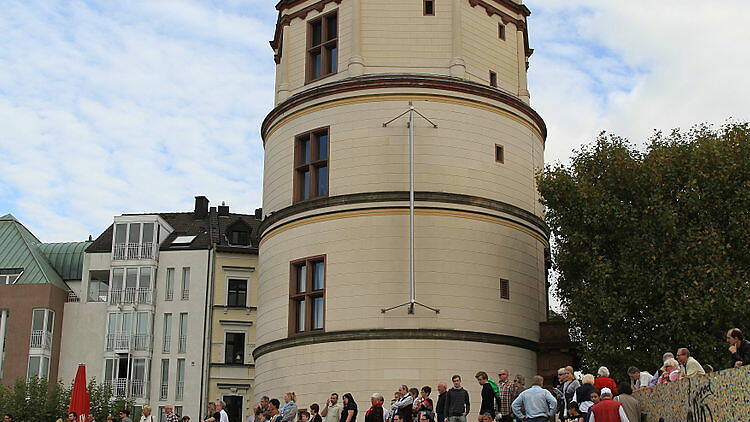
[0,214,70,291]
[39,241,91,281]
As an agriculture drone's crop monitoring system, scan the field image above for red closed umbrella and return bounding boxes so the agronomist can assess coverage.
[69,364,90,421]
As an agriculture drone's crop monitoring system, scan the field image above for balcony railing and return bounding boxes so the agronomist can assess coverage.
[107,379,149,399]
[87,286,108,302]
[178,335,187,353]
[29,330,52,351]
[66,291,80,303]
[105,333,131,351]
[160,383,168,400]
[163,335,171,353]
[181,289,189,300]
[113,242,155,261]
[175,381,184,400]
[109,288,154,305]
[165,289,174,301]
[133,334,152,351]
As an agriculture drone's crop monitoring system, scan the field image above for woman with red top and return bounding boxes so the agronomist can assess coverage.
[593,367,618,396]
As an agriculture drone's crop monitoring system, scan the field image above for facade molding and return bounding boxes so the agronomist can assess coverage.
[259,191,548,237]
[253,328,539,360]
[261,74,546,141]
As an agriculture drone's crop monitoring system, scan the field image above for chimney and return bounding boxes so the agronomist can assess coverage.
[194,196,209,219]
[218,201,230,216]
[254,207,263,220]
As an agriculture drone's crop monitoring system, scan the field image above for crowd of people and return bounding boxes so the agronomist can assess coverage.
[4,329,747,422]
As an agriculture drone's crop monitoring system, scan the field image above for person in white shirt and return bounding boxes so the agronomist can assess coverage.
[217,401,230,422]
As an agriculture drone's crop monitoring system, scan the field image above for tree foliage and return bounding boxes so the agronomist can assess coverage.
[538,122,750,379]
[0,377,132,422]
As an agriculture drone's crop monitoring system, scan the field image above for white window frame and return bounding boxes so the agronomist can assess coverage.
[165,268,175,301]
[181,267,190,300]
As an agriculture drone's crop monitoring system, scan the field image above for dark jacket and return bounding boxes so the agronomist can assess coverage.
[444,387,470,417]
[479,383,495,416]
[436,391,447,422]
[365,404,383,422]
[732,339,750,366]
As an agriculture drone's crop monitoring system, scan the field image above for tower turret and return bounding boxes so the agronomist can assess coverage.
[256,0,547,407]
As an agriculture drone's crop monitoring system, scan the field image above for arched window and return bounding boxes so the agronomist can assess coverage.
[226,220,251,246]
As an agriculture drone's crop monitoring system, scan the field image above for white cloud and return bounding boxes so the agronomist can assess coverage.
[528,0,750,165]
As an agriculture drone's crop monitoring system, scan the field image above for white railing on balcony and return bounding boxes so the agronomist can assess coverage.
[181,289,189,301]
[178,336,187,353]
[113,242,155,260]
[66,291,80,303]
[160,384,168,400]
[106,333,132,351]
[165,289,173,301]
[109,288,154,305]
[29,330,52,351]
[163,335,171,353]
[131,379,148,398]
[87,287,108,302]
[112,378,128,398]
[132,334,152,351]
[175,381,184,400]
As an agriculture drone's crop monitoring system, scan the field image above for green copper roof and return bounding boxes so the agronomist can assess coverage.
[39,241,90,281]
[0,214,71,291]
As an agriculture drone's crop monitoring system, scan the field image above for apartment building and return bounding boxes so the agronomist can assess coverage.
[58,197,258,420]
[0,214,88,386]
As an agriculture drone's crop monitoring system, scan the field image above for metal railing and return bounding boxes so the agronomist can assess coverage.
[109,288,154,305]
[87,286,108,302]
[175,381,184,400]
[113,242,155,260]
[181,289,189,300]
[107,379,149,399]
[29,330,52,351]
[105,333,132,351]
[160,384,168,400]
[178,335,187,353]
[165,289,174,301]
[132,334,152,351]
[130,379,148,398]
[66,292,80,302]
[162,335,171,353]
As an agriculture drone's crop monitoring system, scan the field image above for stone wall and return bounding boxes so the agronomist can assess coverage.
[633,365,750,422]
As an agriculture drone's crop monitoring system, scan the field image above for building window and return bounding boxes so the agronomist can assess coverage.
[108,266,154,305]
[165,268,175,301]
[294,128,329,203]
[163,313,172,353]
[181,267,190,300]
[289,256,326,335]
[112,222,156,260]
[87,270,110,302]
[27,356,50,380]
[498,22,506,40]
[160,359,169,400]
[499,278,510,300]
[227,220,252,246]
[0,268,22,284]
[178,313,187,353]
[495,144,505,164]
[176,359,185,400]
[227,279,248,307]
[29,308,54,351]
[489,71,497,87]
[306,11,338,83]
[225,332,245,364]
[424,0,435,16]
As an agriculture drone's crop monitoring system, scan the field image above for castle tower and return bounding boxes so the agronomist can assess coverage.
[255,0,548,407]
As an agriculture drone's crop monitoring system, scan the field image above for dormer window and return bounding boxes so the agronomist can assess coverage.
[226,220,252,247]
[0,268,23,284]
[112,222,158,260]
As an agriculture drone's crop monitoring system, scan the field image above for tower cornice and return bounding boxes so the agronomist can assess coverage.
[261,73,547,142]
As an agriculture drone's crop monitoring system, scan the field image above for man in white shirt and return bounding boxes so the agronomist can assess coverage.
[217,400,230,422]
[322,393,343,422]
[626,366,653,391]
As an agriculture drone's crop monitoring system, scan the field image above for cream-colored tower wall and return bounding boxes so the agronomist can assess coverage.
[254,340,537,416]
[275,0,528,102]
[257,212,546,346]
[263,97,543,217]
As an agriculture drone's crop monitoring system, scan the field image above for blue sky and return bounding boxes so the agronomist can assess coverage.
[1,0,749,242]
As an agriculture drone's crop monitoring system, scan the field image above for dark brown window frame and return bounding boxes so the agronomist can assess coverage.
[498,22,506,40]
[293,126,330,203]
[289,255,327,336]
[306,10,339,84]
[499,278,510,300]
[495,144,505,163]
[423,0,435,16]
[489,71,498,88]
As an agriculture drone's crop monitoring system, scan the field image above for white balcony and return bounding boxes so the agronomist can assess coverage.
[66,291,80,303]
[108,379,149,399]
[106,333,131,352]
[181,289,189,300]
[109,288,154,306]
[132,334,152,351]
[113,242,155,261]
[160,383,168,400]
[29,330,52,351]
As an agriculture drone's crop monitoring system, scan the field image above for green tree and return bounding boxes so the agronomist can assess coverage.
[87,380,133,422]
[0,377,70,422]
[538,122,750,379]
